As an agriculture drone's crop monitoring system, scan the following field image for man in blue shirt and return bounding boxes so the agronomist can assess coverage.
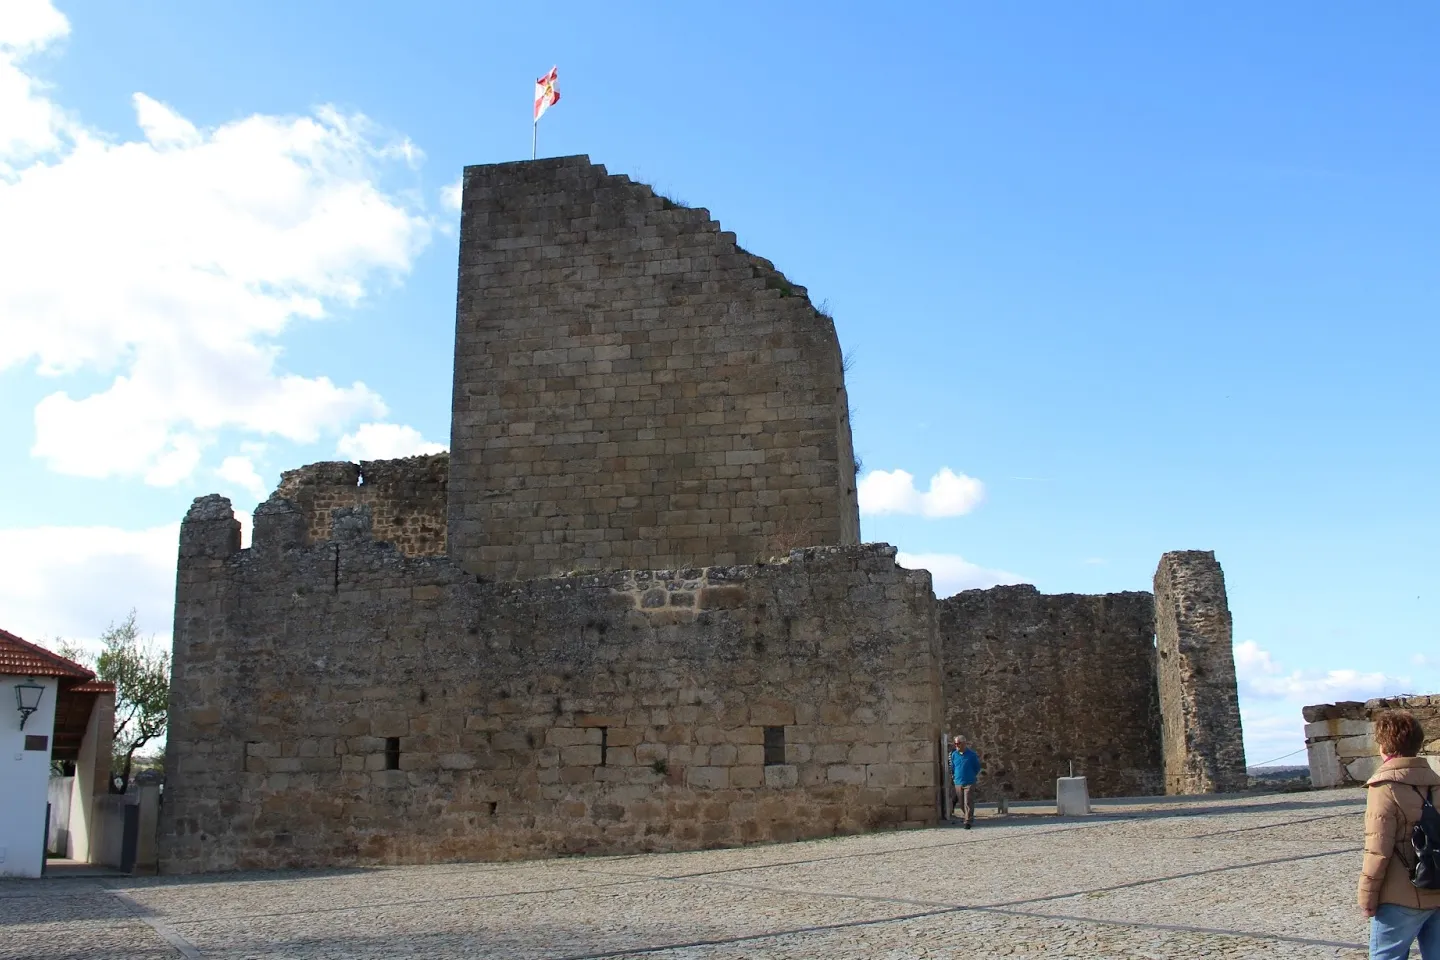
[949,735,982,828]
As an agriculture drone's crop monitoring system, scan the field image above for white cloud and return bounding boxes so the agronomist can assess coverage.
[440,175,462,212]
[1,4,433,487]
[859,468,985,518]
[1234,639,1410,702]
[0,510,251,659]
[0,523,176,651]
[1240,710,1308,767]
[217,455,268,502]
[336,422,446,461]
[1083,557,1107,566]
[897,551,1026,598]
[0,0,71,170]
[1233,640,1420,768]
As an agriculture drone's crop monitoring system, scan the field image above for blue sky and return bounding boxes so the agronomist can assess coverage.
[0,1,1435,765]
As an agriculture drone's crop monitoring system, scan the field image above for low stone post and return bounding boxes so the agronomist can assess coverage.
[1056,776,1091,816]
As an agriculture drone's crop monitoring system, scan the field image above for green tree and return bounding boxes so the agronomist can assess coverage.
[96,611,171,792]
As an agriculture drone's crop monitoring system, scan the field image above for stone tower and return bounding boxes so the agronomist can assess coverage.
[1154,550,1248,794]
[448,156,860,579]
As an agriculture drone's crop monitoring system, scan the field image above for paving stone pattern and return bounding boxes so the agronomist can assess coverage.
[939,586,1162,800]
[5,790,1370,958]
[448,155,861,580]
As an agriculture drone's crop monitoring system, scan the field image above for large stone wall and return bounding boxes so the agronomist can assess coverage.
[159,496,939,874]
[1305,696,1440,787]
[939,585,1162,800]
[1154,551,1248,794]
[273,454,449,557]
[448,156,860,580]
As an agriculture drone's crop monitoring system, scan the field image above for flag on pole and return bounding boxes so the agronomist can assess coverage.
[534,66,560,123]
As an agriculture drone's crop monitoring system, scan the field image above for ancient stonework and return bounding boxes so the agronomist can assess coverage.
[273,454,449,557]
[161,156,1253,877]
[1154,551,1248,794]
[159,496,939,874]
[448,156,860,580]
[1304,696,1440,787]
[939,586,1162,800]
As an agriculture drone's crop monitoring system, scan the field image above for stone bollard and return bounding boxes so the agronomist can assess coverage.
[1056,776,1091,816]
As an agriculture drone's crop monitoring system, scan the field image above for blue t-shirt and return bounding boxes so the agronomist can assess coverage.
[950,747,981,786]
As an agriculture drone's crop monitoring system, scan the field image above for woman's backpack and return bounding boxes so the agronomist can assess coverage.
[1411,786,1440,890]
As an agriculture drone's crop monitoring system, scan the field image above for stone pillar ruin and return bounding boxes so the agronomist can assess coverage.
[1154,550,1248,794]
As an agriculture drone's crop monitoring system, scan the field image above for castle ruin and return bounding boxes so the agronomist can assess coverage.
[160,156,1245,873]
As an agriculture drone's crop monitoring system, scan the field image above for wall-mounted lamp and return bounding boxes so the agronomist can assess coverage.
[15,679,44,730]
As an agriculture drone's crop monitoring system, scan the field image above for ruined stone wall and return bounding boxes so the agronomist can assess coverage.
[449,156,860,580]
[1154,551,1248,794]
[1304,696,1440,787]
[160,496,939,874]
[938,585,1161,800]
[273,454,448,557]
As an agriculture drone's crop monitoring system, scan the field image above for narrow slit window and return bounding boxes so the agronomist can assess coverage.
[763,726,785,766]
[599,726,608,766]
[384,737,401,770]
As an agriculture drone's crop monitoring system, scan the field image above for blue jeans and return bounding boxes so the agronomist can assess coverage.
[1371,903,1440,959]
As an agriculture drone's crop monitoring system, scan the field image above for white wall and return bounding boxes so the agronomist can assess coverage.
[67,692,106,862]
[0,675,58,878]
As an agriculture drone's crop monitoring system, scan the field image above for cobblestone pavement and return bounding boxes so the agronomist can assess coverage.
[2,789,1370,959]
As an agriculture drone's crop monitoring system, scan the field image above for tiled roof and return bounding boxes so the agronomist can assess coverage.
[69,679,116,694]
[0,628,96,680]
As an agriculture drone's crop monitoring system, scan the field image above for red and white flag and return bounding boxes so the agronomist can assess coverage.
[534,66,560,122]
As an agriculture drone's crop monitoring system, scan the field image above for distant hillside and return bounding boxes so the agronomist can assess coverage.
[1247,765,1310,790]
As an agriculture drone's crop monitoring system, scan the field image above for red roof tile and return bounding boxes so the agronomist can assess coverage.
[69,679,115,694]
[0,628,96,680]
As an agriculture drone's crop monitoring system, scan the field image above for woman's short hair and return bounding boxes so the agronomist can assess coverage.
[1373,710,1426,757]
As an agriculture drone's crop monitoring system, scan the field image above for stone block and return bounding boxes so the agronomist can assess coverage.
[826,764,866,786]
[730,765,764,788]
[865,764,907,788]
[549,728,601,747]
[560,745,603,766]
[888,740,933,764]
[1345,756,1380,784]
[848,744,888,765]
[439,753,476,770]
[764,764,798,789]
[1304,718,1372,740]
[1307,741,1344,788]
[1335,733,1377,759]
[1056,776,1091,816]
[687,766,729,789]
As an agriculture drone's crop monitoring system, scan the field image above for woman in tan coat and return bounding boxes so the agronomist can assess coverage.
[1360,710,1440,959]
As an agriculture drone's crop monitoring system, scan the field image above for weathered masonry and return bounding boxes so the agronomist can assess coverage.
[448,157,860,581]
[274,454,449,557]
[1154,551,1248,794]
[1305,696,1440,788]
[161,156,1247,875]
[937,552,1246,802]
[940,586,1162,800]
[161,497,937,873]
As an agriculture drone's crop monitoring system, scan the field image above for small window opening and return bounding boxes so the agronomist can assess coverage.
[384,737,401,770]
[488,801,498,816]
[764,726,785,766]
[599,727,608,766]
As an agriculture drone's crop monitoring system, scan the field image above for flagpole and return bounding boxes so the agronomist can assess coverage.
[532,119,537,160]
